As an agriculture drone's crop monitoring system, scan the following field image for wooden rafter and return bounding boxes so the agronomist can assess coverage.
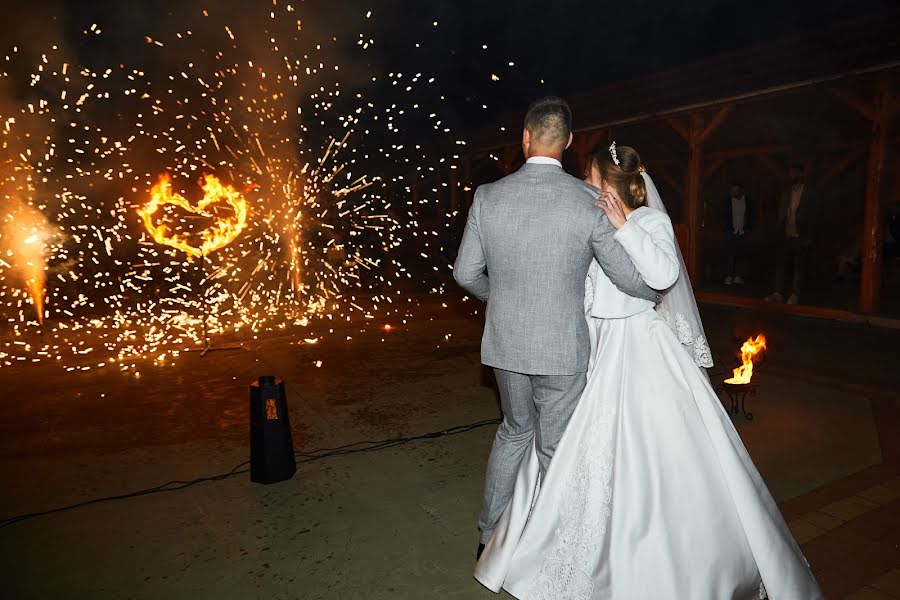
[699,106,733,144]
[810,146,867,194]
[707,139,866,161]
[830,85,875,120]
[703,156,727,180]
[648,165,685,199]
[753,154,789,182]
[667,117,690,142]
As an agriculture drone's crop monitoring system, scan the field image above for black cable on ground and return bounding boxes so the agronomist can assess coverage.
[0,418,502,530]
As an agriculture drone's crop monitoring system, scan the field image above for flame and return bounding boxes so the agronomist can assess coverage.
[724,334,767,384]
[1,202,56,325]
[137,173,249,258]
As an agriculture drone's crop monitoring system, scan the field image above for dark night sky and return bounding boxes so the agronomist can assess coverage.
[3,0,897,137]
[352,0,897,130]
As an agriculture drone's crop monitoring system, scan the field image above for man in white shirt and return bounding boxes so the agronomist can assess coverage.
[721,184,751,285]
[767,165,814,305]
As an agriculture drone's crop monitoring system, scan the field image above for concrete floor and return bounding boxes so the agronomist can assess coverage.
[0,298,897,599]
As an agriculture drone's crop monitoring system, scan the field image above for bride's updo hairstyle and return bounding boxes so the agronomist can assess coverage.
[588,144,647,210]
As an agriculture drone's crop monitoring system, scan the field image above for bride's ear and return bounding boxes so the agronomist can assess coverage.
[565,132,573,150]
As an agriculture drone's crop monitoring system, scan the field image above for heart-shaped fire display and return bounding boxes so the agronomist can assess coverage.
[137,173,249,258]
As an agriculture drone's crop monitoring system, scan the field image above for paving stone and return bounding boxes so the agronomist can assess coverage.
[800,510,846,532]
[871,569,900,596]
[860,478,900,506]
[788,518,826,545]
[820,496,879,521]
[846,586,898,600]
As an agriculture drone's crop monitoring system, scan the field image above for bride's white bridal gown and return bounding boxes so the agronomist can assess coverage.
[474,206,823,600]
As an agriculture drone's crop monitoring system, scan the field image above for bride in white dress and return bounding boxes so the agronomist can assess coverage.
[474,144,823,600]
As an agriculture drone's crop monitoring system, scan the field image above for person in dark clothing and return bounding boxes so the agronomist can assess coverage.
[766,165,816,305]
[721,184,752,285]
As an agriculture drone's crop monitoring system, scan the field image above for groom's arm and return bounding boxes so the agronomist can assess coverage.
[590,210,660,303]
[453,189,490,301]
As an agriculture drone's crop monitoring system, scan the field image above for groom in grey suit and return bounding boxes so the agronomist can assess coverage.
[454,97,659,555]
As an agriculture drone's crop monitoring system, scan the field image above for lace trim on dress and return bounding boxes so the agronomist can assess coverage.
[528,374,618,600]
[656,307,714,368]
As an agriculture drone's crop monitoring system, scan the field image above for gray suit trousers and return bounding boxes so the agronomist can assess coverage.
[478,368,587,543]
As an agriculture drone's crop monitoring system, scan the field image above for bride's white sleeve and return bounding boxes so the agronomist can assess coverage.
[613,211,680,290]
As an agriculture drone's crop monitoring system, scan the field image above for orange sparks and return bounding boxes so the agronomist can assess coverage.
[724,334,767,385]
[137,173,249,258]
[23,243,45,324]
[1,201,56,325]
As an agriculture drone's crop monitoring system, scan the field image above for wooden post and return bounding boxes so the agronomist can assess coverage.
[685,113,704,283]
[669,106,731,283]
[860,79,897,313]
[832,79,900,313]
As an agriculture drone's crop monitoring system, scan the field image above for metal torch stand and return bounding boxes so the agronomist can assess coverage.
[716,382,758,421]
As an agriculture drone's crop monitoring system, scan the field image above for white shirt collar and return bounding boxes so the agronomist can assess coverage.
[526,156,562,168]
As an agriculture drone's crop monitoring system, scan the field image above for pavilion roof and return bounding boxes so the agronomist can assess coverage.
[468,8,900,152]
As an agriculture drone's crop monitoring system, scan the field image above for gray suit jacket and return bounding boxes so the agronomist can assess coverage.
[454,162,659,376]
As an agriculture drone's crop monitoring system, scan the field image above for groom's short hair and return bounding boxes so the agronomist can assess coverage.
[524,96,572,149]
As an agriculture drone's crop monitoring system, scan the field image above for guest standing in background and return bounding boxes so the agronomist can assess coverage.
[721,183,752,286]
[767,165,815,305]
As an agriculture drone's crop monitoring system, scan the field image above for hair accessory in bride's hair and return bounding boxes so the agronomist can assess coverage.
[608,141,620,166]
[638,165,647,173]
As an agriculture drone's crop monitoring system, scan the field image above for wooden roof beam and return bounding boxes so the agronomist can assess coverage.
[646,164,685,199]
[707,139,867,161]
[667,117,690,143]
[754,153,789,183]
[809,146,867,195]
[830,85,875,120]
[699,106,733,144]
[667,106,731,146]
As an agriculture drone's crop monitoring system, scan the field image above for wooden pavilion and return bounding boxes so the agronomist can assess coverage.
[431,9,900,320]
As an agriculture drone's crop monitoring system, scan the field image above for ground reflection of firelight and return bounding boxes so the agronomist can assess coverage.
[0,4,459,374]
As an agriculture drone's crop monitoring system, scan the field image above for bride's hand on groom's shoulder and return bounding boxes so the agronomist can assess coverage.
[597,192,627,229]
